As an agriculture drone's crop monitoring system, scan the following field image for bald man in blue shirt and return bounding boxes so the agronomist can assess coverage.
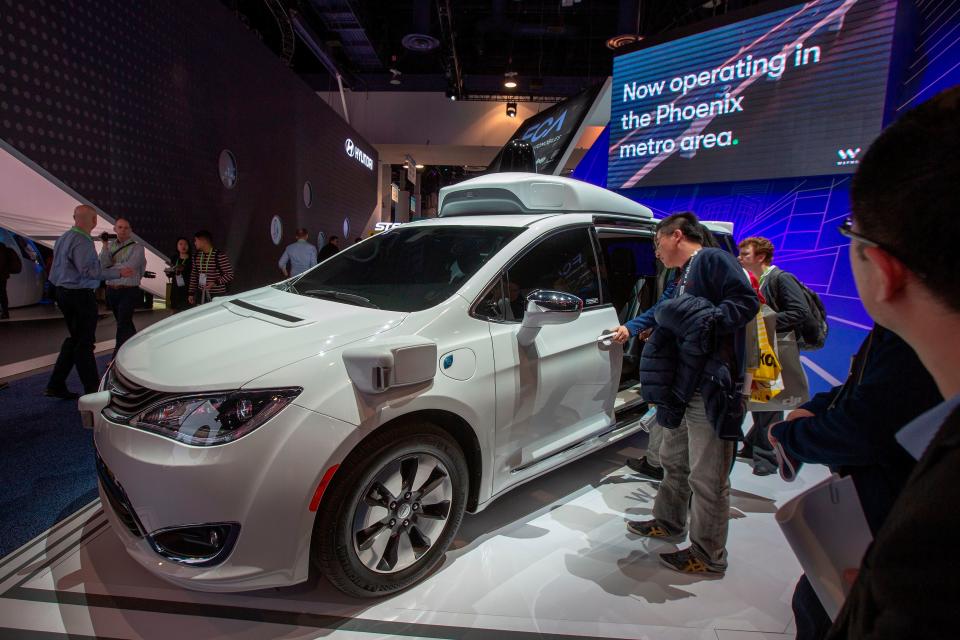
[46,205,133,398]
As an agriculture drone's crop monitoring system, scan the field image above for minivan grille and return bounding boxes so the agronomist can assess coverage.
[104,368,171,420]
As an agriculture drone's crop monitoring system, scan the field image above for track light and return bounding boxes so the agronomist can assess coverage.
[389,68,402,85]
[503,71,518,89]
[506,102,518,118]
[445,88,457,101]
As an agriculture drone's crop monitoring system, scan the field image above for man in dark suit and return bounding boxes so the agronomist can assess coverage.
[820,87,960,639]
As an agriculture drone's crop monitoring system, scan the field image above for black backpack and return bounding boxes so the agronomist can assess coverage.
[769,268,829,350]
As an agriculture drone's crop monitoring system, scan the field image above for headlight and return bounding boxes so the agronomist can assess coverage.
[130,388,301,446]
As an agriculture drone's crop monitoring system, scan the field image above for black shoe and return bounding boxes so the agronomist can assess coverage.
[752,464,776,477]
[626,518,686,542]
[44,388,80,400]
[736,445,754,459]
[626,456,665,481]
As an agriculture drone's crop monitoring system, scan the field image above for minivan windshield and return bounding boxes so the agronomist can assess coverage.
[281,225,521,312]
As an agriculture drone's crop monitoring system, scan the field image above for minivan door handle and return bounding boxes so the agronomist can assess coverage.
[597,331,618,350]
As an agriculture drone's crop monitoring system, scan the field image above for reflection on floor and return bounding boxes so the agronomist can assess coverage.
[0,436,820,639]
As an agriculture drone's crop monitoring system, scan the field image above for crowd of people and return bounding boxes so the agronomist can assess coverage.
[38,215,236,398]
[610,88,959,639]
[34,217,346,399]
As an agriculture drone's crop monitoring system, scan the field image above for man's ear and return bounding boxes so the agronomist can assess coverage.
[863,246,908,302]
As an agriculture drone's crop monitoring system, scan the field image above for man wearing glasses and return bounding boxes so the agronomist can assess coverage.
[779,88,960,639]
[622,212,758,576]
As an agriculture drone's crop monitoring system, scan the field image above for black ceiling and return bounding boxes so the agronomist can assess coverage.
[221,0,777,98]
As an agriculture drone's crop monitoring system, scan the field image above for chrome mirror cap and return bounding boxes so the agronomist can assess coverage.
[521,290,583,330]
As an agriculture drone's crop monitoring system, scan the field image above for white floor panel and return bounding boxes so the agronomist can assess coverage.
[0,436,822,639]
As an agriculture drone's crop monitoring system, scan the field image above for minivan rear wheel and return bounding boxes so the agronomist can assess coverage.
[313,422,468,597]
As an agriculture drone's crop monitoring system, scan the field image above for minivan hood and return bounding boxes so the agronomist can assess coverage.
[116,287,406,392]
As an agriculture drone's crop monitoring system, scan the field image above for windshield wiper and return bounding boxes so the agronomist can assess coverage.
[301,289,380,309]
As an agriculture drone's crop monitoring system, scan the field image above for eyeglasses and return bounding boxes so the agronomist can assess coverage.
[838,217,919,275]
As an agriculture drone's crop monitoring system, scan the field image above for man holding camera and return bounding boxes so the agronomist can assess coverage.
[99,218,146,358]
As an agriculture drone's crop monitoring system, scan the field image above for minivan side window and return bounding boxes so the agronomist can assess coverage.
[474,276,508,322]
[499,227,601,321]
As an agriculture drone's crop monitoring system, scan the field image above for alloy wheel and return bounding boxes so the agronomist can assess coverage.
[351,453,453,574]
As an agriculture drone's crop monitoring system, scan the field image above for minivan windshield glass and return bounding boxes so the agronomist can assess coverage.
[281,226,521,312]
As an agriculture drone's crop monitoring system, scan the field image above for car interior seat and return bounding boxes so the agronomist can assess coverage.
[607,247,637,320]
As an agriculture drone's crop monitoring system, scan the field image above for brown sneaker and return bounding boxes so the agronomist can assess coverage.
[626,518,685,542]
[659,547,725,576]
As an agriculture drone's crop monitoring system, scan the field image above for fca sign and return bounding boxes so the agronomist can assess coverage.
[521,109,568,143]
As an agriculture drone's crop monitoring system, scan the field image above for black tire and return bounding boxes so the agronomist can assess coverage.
[312,421,469,598]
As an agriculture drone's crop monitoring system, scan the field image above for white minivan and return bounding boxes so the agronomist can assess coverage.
[82,173,735,597]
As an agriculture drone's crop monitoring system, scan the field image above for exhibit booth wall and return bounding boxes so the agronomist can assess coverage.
[0,0,379,294]
[574,0,959,394]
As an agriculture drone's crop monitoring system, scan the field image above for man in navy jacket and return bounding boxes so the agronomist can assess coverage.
[820,87,960,640]
[626,212,758,575]
[769,325,940,639]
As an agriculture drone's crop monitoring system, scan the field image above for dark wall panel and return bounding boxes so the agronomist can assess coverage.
[0,0,379,292]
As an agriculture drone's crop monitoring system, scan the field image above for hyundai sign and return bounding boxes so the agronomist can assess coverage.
[345,138,374,170]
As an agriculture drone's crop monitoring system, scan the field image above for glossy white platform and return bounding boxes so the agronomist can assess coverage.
[0,436,822,639]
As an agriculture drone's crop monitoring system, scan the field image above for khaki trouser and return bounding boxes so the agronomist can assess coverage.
[652,393,736,569]
[646,422,664,467]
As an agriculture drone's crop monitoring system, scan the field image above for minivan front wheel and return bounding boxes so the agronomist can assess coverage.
[313,423,468,597]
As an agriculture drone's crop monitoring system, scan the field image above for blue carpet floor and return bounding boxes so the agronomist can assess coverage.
[0,355,110,557]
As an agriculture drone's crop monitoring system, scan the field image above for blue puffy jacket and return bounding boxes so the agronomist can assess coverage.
[639,248,759,439]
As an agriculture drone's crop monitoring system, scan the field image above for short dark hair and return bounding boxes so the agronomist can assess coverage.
[655,211,704,243]
[699,224,720,249]
[851,86,960,311]
[194,230,213,243]
[329,235,339,242]
[296,227,308,237]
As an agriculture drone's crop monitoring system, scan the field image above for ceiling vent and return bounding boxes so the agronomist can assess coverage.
[402,33,440,51]
[402,0,440,52]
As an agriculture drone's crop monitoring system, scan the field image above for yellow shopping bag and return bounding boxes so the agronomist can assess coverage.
[749,307,783,402]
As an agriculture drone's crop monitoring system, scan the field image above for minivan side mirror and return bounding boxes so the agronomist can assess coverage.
[518,290,583,345]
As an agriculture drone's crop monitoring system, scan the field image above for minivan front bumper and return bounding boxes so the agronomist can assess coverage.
[91,396,356,592]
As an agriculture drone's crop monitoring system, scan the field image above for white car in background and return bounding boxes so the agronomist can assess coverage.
[82,173,737,597]
[1,227,45,308]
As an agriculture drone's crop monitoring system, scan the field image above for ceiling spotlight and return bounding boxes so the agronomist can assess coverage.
[506,102,518,118]
[503,71,518,89]
[389,68,402,85]
[445,88,457,101]
[415,163,424,169]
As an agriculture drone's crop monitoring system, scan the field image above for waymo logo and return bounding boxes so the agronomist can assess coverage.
[836,147,862,166]
[345,138,374,170]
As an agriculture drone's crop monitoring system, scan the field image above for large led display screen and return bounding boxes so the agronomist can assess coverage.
[607,0,898,189]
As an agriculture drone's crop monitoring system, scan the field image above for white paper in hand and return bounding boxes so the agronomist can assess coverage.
[775,474,873,620]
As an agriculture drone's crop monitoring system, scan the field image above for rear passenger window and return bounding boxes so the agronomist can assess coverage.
[503,228,601,321]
